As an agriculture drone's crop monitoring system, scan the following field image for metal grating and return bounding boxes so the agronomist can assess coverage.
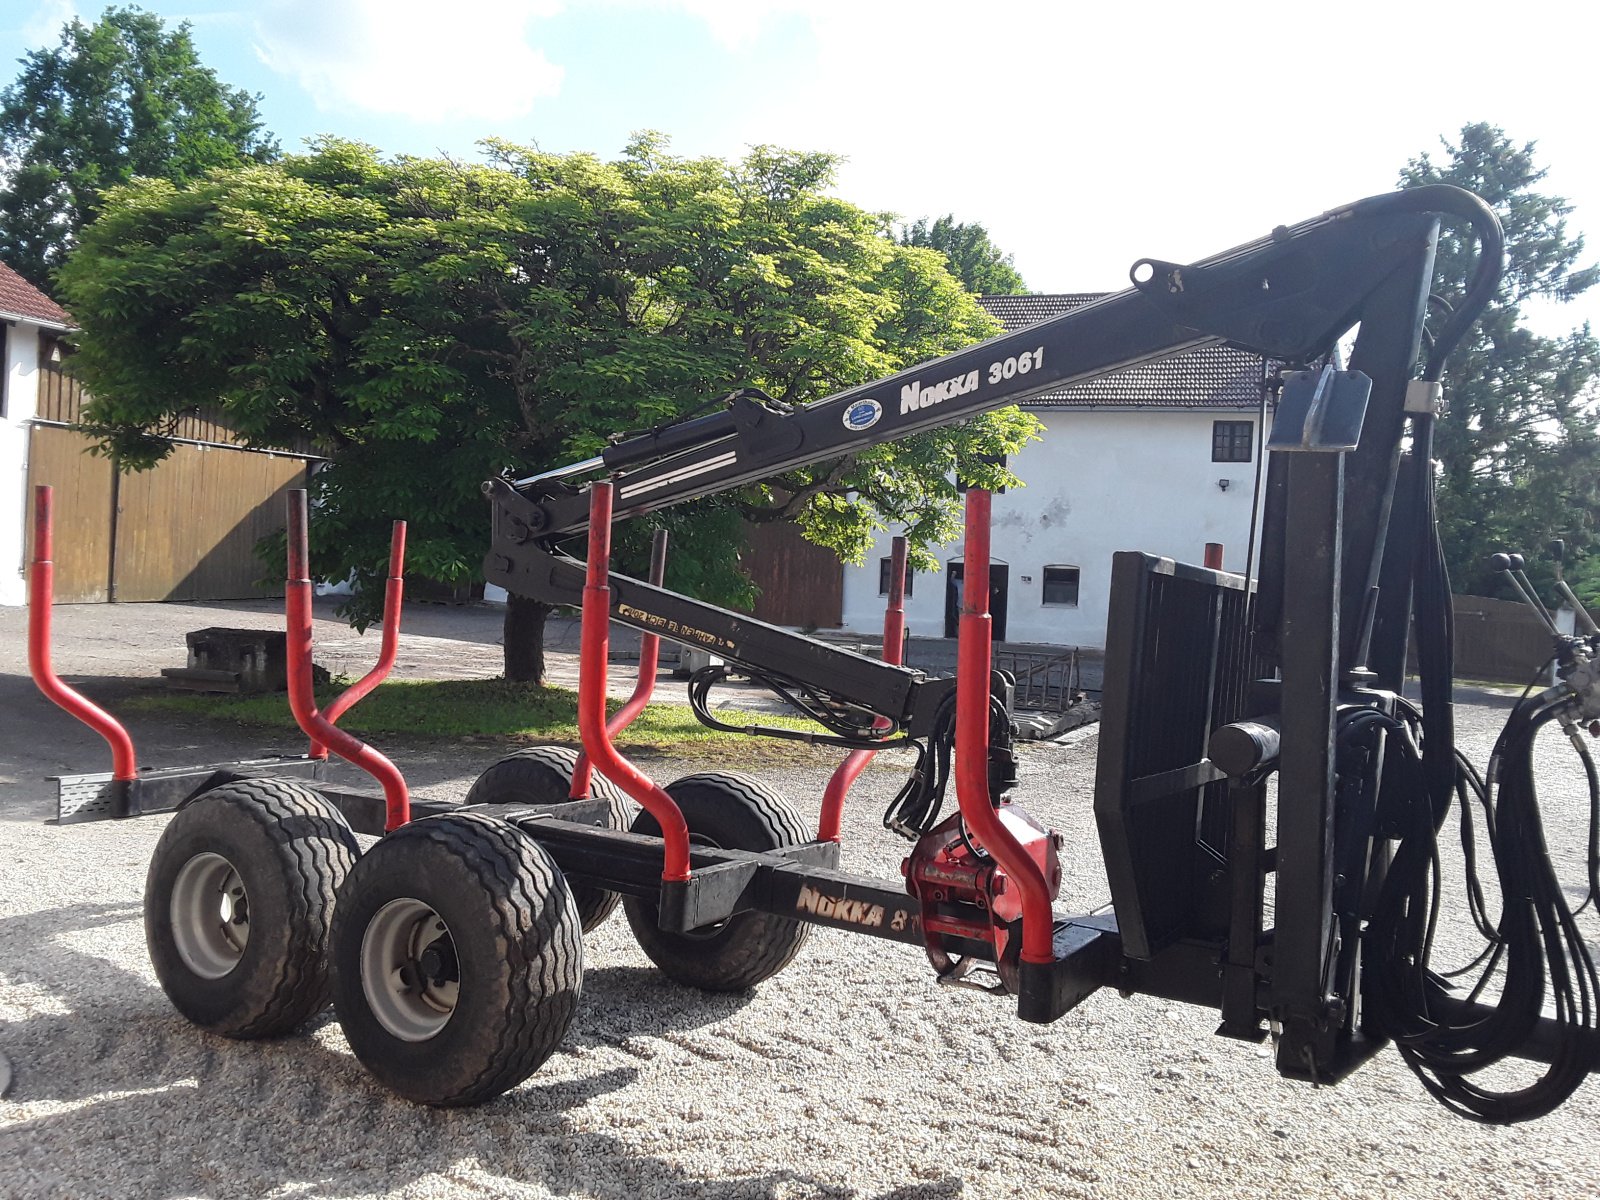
[1093,552,1267,958]
[56,772,126,823]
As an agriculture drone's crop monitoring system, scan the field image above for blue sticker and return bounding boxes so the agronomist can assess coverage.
[843,398,882,432]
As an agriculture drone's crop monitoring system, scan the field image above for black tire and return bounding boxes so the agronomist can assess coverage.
[623,771,811,992]
[330,812,583,1107]
[464,745,632,933]
[144,777,359,1038]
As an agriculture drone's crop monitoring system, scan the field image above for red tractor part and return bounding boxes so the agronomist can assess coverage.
[27,484,138,782]
[949,488,1058,967]
[818,534,908,842]
[904,804,1063,989]
[284,489,410,831]
[571,526,669,800]
[310,519,407,760]
[577,482,691,882]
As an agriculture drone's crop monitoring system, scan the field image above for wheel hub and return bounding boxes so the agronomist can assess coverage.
[360,898,460,1042]
[169,852,251,980]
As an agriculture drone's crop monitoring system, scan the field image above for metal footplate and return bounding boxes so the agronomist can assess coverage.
[54,756,330,824]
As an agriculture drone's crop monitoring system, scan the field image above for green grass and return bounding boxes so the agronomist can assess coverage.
[125,677,836,759]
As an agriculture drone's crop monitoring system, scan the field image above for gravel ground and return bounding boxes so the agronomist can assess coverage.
[2,606,1598,1199]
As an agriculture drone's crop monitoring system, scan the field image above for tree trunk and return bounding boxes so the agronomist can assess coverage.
[504,593,551,683]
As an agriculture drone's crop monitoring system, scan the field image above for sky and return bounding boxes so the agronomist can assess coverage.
[4,0,1598,337]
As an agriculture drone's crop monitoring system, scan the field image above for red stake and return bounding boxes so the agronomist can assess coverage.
[952,489,1055,966]
[26,485,138,781]
[578,483,691,882]
[310,520,407,759]
[818,535,908,841]
[572,527,668,799]
[283,490,410,831]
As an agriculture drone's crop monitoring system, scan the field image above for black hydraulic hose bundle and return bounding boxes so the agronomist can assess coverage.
[686,663,908,748]
[881,691,1013,843]
[1352,184,1599,1120]
[1365,684,1600,1123]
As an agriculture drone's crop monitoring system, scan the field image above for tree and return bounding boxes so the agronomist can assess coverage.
[59,136,1039,683]
[1399,123,1600,599]
[0,5,277,287]
[899,215,1026,295]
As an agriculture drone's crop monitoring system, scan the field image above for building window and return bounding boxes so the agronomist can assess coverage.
[1042,565,1079,607]
[1212,420,1253,463]
[878,557,913,597]
[955,452,1007,494]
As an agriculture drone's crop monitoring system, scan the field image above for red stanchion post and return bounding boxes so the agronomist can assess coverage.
[952,489,1054,966]
[26,485,138,781]
[577,484,691,881]
[311,520,407,759]
[283,490,410,831]
[572,527,669,799]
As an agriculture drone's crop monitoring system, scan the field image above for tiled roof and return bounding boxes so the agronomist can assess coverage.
[0,261,72,329]
[978,293,1264,410]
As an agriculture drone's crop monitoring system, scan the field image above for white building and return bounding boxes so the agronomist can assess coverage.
[0,263,75,607]
[839,294,1272,648]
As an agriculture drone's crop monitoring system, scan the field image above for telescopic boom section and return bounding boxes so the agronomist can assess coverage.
[27,485,138,781]
[283,490,410,831]
[490,193,1476,552]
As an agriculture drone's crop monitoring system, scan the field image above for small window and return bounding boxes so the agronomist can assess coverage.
[956,452,1007,494]
[1212,420,1253,463]
[878,557,913,597]
[1042,565,1079,606]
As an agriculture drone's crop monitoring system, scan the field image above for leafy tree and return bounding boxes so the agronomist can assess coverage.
[899,215,1026,295]
[0,5,277,286]
[1400,123,1600,600]
[59,136,1039,682]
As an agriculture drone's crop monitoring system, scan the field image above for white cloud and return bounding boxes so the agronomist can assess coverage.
[661,0,804,50]
[253,0,565,123]
[22,0,78,46]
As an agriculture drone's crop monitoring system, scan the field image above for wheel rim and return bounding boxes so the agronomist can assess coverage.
[360,898,460,1042]
[170,852,251,980]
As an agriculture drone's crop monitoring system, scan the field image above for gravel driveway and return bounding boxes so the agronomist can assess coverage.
[2,604,1597,1199]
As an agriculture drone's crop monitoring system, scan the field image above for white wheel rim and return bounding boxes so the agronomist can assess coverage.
[170,852,250,979]
[361,898,460,1042]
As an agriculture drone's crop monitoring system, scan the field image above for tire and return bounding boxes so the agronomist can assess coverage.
[464,745,632,933]
[623,771,811,992]
[144,778,359,1038]
[330,812,583,1107]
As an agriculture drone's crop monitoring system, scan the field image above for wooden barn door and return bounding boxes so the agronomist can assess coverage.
[741,519,843,629]
[24,424,114,602]
[112,444,307,601]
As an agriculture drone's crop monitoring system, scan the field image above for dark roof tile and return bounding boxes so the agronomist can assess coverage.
[978,293,1263,410]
